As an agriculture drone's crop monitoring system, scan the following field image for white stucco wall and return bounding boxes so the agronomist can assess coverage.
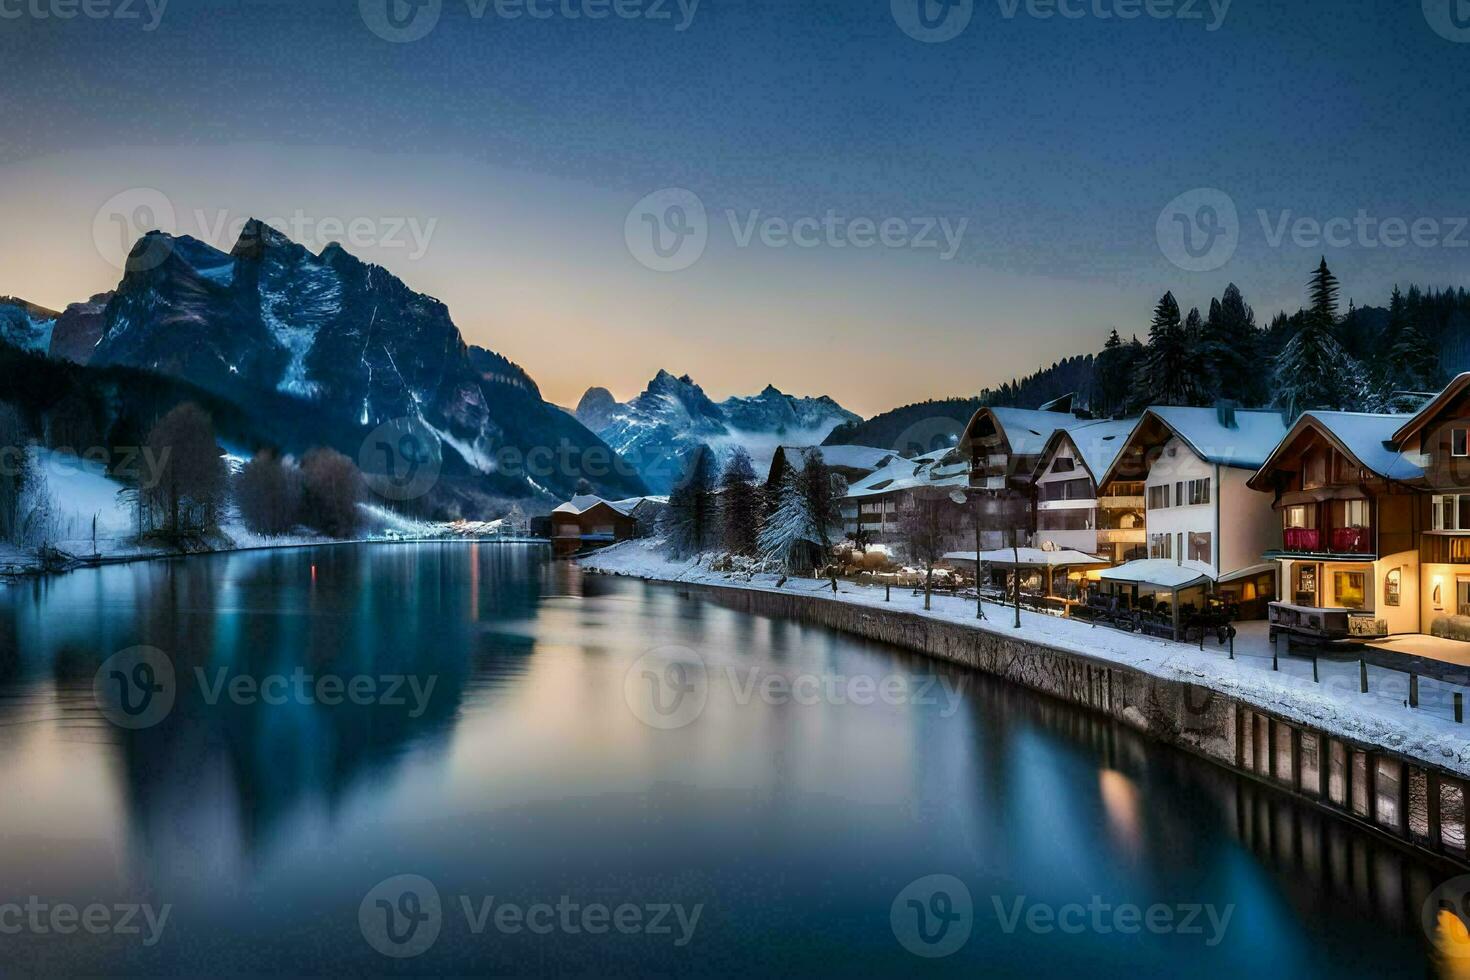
[1143,436,1279,579]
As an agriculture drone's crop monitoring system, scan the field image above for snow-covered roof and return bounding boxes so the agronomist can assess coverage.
[843,448,968,500]
[777,445,897,475]
[1097,558,1214,590]
[1146,407,1289,469]
[1102,407,1290,484]
[1042,418,1137,481]
[983,407,1097,457]
[945,548,1109,568]
[1295,412,1422,481]
[1390,371,1470,446]
[552,495,645,517]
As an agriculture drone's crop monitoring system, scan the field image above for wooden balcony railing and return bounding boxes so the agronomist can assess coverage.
[1281,526,1372,554]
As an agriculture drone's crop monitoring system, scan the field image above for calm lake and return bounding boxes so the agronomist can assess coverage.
[0,542,1462,976]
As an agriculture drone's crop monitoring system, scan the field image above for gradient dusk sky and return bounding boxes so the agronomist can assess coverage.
[3,0,1469,416]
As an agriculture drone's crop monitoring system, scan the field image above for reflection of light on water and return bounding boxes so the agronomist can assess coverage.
[1434,909,1470,979]
[1099,769,1141,856]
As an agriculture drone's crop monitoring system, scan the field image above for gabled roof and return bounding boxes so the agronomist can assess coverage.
[961,406,1095,458]
[1039,418,1137,482]
[775,444,897,476]
[842,448,968,500]
[552,495,643,517]
[1390,372,1470,445]
[1246,411,1423,490]
[1101,407,1289,484]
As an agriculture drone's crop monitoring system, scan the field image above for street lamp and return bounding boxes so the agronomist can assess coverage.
[949,489,987,621]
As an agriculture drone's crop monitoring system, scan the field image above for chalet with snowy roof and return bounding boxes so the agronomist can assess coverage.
[1032,418,1137,560]
[1247,411,1422,642]
[1387,373,1470,635]
[840,447,971,543]
[765,444,898,492]
[549,495,660,557]
[1098,405,1287,618]
[958,395,1096,544]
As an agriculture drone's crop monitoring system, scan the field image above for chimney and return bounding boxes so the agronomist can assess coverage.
[1215,399,1238,430]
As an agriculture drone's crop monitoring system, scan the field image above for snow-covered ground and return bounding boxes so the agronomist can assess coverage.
[581,538,1470,779]
[0,448,534,578]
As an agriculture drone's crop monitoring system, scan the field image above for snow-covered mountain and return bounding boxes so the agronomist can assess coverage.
[575,370,860,492]
[0,296,59,353]
[87,219,644,512]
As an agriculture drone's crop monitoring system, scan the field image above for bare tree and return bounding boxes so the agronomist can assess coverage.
[142,402,227,541]
[236,450,303,536]
[301,447,364,539]
[899,487,958,610]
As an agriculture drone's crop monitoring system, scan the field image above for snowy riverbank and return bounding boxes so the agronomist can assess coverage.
[581,538,1470,780]
[0,448,541,580]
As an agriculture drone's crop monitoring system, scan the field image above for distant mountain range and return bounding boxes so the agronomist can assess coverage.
[575,371,860,492]
[1,220,646,515]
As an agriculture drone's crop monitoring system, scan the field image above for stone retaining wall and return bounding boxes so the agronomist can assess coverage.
[665,579,1470,869]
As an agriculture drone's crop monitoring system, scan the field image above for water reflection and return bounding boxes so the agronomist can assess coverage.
[0,543,1461,976]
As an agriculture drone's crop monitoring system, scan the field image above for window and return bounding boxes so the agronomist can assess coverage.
[1038,508,1093,531]
[1149,532,1173,559]
[1384,568,1401,607]
[1293,563,1318,606]
[1188,532,1212,563]
[1303,449,1328,489]
[1187,478,1211,506]
[1340,498,1370,528]
[1175,481,1184,506]
[1051,456,1075,473]
[1433,494,1470,531]
[1454,428,1469,457]
[1284,504,1316,529]
[1459,577,1470,617]
[1147,484,1170,510]
[1040,477,1093,502]
[1334,571,1367,609]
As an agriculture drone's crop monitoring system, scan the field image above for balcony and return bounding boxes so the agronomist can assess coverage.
[1283,527,1320,552]
[1098,495,1145,510]
[1097,527,1145,545]
[1281,526,1373,555]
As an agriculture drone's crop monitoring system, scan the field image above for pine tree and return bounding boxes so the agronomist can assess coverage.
[757,466,824,571]
[797,448,840,553]
[665,444,718,558]
[1200,283,1263,405]
[1273,258,1368,413]
[1131,292,1209,408]
[717,447,760,556]
[1366,286,1440,411]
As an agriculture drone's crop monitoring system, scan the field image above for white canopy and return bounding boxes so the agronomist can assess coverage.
[945,548,1110,569]
[1097,559,1213,591]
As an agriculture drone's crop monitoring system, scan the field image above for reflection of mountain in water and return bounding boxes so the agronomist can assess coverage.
[0,543,556,887]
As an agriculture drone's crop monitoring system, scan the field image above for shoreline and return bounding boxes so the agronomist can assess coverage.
[1,534,551,583]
